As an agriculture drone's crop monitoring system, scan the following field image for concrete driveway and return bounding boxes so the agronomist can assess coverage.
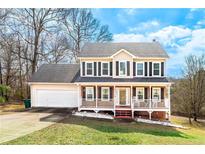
[0,108,71,143]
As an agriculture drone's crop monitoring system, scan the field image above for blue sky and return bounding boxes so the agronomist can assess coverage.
[92,8,205,77]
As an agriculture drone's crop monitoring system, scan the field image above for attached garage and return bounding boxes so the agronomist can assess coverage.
[29,64,80,108]
[35,89,78,107]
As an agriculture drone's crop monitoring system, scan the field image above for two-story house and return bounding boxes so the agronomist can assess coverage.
[29,42,171,120]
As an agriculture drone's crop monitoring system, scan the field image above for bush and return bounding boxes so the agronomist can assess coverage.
[0,96,6,103]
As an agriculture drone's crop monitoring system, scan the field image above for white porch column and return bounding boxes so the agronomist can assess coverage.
[96,85,98,109]
[77,84,81,111]
[131,85,134,118]
[168,85,171,120]
[114,85,116,116]
[149,111,152,120]
[149,85,152,109]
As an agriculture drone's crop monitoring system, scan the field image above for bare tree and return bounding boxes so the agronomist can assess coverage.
[61,9,113,61]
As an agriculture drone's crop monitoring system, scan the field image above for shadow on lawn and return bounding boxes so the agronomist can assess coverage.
[40,113,191,139]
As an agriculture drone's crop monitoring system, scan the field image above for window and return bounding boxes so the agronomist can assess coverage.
[136,62,144,76]
[136,88,144,100]
[119,61,126,76]
[153,62,160,76]
[86,87,94,101]
[101,87,110,101]
[86,62,93,76]
[152,88,160,100]
[102,62,109,76]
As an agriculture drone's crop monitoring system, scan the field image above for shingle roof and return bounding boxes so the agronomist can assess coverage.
[74,76,169,83]
[79,42,169,58]
[29,64,80,83]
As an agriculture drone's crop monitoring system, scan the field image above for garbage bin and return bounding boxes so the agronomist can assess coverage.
[23,99,31,108]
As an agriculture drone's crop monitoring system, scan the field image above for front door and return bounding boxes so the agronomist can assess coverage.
[119,89,126,105]
[117,88,130,106]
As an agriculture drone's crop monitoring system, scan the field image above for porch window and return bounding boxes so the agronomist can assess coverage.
[119,61,126,76]
[152,88,160,100]
[153,62,160,76]
[136,62,144,76]
[86,87,94,101]
[86,62,93,76]
[102,62,109,76]
[136,88,144,100]
[101,87,110,101]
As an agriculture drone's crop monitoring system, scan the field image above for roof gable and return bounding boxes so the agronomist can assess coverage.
[110,49,136,58]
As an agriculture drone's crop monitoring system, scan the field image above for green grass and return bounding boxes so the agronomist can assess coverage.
[3,115,205,144]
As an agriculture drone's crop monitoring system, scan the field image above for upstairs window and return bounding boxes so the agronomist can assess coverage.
[136,62,144,76]
[119,61,126,76]
[136,88,144,100]
[153,62,160,76]
[102,62,109,76]
[101,87,110,101]
[86,87,94,101]
[152,88,160,100]
[86,62,93,76]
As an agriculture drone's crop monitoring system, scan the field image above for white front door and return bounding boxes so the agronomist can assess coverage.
[116,88,130,106]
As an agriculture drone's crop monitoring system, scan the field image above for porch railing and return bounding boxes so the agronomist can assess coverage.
[132,98,169,109]
[80,98,114,109]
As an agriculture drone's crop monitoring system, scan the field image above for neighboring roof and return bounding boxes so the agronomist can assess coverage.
[79,42,169,58]
[29,64,80,83]
[74,77,169,83]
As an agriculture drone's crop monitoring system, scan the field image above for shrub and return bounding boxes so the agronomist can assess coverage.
[0,96,5,103]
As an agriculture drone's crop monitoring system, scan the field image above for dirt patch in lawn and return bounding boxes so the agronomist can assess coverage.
[0,102,25,115]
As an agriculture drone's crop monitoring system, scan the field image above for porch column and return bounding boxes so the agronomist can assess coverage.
[148,111,152,120]
[149,85,152,109]
[77,84,81,111]
[131,85,134,118]
[114,85,116,116]
[96,85,98,109]
[168,85,171,120]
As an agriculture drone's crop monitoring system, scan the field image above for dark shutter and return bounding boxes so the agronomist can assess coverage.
[145,88,148,99]
[127,61,130,76]
[82,87,85,99]
[82,62,85,76]
[149,62,152,76]
[94,62,97,76]
[145,62,148,76]
[133,62,136,76]
[110,87,113,99]
[161,88,164,99]
[151,87,152,99]
[110,62,112,76]
[133,87,136,97]
[161,62,164,76]
[93,87,96,99]
[98,62,101,76]
[98,87,101,99]
[116,61,119,76]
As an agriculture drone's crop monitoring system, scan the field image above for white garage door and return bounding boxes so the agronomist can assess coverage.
[36,89,78,107]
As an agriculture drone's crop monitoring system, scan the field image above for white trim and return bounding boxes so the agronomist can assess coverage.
[152,62,161,77]
[85,62,94,76]
[119,60,127,77]
[101,87,110,101]
[136,62,144,77]
[136,87,144,101]
[101,62,110,77]
[152,87,161,100]
[85,87,94,101]
[110,49,136,58]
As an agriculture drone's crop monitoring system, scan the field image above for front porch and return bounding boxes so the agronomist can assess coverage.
[78,84,171,120]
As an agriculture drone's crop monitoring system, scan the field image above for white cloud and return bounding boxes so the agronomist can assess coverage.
[117,9,139,24]
[128,20,160,33]
[123,9,138,15]
[113,26,205,77]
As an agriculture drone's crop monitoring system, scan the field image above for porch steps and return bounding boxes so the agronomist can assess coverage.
[114,110,133,119]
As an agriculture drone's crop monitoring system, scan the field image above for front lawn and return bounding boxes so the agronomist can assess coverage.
[3,115,205,144]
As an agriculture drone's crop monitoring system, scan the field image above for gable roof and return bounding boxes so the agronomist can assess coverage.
[29,64,80,83]
[79,42,169,58]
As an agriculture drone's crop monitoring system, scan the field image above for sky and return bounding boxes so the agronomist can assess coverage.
[92,8,205,77]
